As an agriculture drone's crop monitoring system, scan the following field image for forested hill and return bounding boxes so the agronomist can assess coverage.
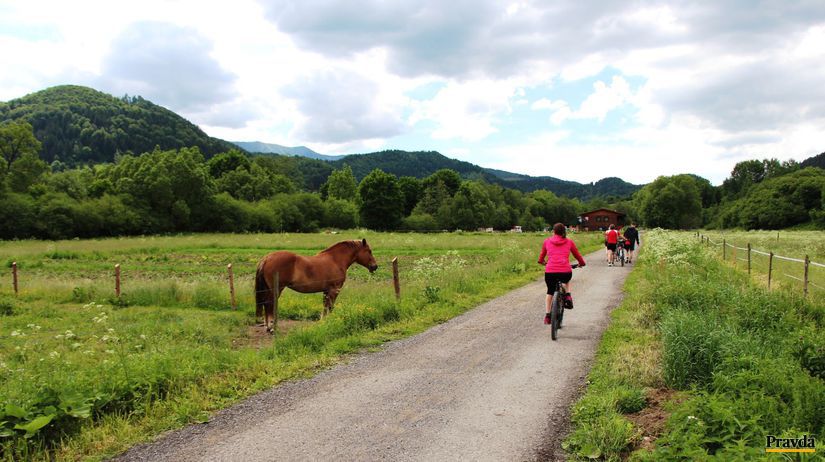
[801,151,825,169]
[0,85,239,165]
[329,150,641,199]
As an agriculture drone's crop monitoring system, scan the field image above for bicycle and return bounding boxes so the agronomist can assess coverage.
[549,263,579,341]
[616,242,625,267]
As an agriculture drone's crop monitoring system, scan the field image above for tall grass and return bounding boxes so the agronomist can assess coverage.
[0,231,604,461]
[565,230,825,461]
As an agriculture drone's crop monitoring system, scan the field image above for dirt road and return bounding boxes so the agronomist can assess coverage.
[116,250,631,462]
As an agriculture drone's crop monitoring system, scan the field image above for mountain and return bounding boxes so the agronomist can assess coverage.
[232,141,343,161]
[2,85,639,199]
[325,150,641,199]
[801,151,825,170]
[0,85,239,165]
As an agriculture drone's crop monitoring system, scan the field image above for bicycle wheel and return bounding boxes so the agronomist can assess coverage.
[620,249,625,267]
[550,291,562,340]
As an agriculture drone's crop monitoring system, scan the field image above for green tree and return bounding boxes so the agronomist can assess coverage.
[7,152,48,193]
[0,120,42,169]
[638,175,703,229]
[107,147,215,232]
[327,165,357,200]
[357,169,404,230]
[323,198,359,229]
[422,169,461,196]
[207,150,250,178]
[397,176,423,216]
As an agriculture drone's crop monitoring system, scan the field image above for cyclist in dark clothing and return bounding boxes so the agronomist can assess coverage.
[623,223,640,264]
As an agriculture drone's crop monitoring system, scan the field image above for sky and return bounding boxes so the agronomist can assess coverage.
[1,1,824,185]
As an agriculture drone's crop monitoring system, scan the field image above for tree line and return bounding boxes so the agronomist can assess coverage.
[630,159,825,230]
[0,124,610,239]
[2,114,823,237]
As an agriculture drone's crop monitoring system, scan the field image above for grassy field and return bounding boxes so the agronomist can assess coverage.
[565,230,825,461]
[0,230,603,461]
[700,230,825,297]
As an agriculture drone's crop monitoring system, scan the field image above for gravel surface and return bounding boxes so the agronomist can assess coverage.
[114,250,630,462]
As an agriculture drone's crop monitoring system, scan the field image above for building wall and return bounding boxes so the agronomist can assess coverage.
[581,211,624,231]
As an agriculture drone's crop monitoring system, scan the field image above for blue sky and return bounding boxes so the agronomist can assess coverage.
[1,1,824,184]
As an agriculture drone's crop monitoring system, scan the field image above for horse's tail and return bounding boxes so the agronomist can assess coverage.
[255,261,271,319]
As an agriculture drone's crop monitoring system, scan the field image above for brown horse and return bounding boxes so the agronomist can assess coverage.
[255,239,378,332]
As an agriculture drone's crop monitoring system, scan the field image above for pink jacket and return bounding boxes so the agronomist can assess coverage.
[538,235,586,273]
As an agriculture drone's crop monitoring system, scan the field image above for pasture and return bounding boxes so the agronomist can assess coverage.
[0,231,603,460]
[700,230,825,297]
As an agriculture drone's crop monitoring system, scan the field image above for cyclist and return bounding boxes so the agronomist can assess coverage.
[623,222,640,264]
[605,224,619,266]
[538,223,586,325]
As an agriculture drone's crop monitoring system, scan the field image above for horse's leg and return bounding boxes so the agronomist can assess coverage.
[321,290,330,318]
[328,286,342,313]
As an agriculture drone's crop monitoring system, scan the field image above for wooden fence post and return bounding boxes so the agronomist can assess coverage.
[392,257,400,301]
[768,252,773,290]
[227,264,236,310]
[12,262,18,296]
[803,255,810,298]
[747,243,751,275]
[115,264,121,299]
[272,272,279,335]
[723,239,726,260]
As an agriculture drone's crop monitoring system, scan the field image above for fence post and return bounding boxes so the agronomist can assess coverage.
[115,264,121,299]
[747,243,751,275]
[768,252,773,290]
[392,257,400,301]
[803,255,810,298]
[227,264,236,310]
[12,262,18,296]
[723,239,726,260]
[272,271,279,335]
[732,245,737,268]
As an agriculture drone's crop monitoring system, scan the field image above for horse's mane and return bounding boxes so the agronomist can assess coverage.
[319,240,360,254]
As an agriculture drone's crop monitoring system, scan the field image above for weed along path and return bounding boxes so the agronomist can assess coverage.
[115,249,630,462]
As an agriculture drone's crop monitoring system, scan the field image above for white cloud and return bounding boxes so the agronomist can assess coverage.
[409,80,518,141]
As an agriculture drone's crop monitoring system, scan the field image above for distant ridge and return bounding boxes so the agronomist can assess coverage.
[327,150,641,199]
[232,141,343,161]
[801,151,825,170]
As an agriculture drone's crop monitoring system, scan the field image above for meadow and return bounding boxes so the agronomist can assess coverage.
[565,230,825,461]
[0,230,603,461]
[700,230,825,297]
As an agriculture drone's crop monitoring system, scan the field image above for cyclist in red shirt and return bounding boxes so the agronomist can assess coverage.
[604,224,619,267]
[538,223,586,324]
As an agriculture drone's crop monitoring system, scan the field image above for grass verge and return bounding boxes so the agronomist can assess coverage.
[564,229,825,461]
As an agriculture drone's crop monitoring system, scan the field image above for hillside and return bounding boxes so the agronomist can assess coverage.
[801,151,825,170]
[0,85,239,165]
[232,141,343,161]
[326,150,640,199]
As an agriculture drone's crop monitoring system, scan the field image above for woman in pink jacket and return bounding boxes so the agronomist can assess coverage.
[538,223,586,324]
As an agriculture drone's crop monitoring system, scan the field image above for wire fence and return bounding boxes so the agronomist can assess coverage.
[696,232,824,298]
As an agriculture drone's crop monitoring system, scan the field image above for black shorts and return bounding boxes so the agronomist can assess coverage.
[545,272,572,294]
[606,243,617,251]
[625,242,636,251]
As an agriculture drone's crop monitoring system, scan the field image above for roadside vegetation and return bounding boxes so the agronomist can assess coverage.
[0,231,603,461]
[565,229,825,461]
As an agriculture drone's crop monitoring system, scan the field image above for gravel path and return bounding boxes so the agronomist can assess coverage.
[115,250,631,462]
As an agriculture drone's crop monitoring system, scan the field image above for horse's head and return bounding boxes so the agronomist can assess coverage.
[356,238,378,273]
